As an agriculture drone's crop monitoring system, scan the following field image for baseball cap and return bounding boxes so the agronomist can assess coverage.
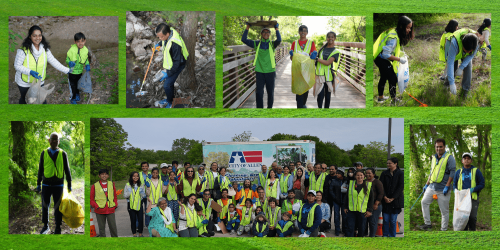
[462,153,472,159]
[307,190,316,196]
[160,163,168,168]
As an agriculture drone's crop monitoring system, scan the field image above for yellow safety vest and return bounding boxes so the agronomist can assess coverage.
[197,215,208,235]
[182,177,199,197]
[447,28,476,61]
[255,222,268,233]
[159,207,175,233]
[162,29,189,70]
[315,49,340,81]
[430,153,452,183]
[267,207,280,226]
[266,179,278,198]
[439,32,455,62]
[182,204,197,228]
[348,180,372,213]
[198,173,207,191]
[66,44,89,74]
[253,39,276,69]
[481,27,490,49]
[148,179,163,205]
[259,172,267,187]
[217,199,233,219]
[373,28,401,73]
[241,206,253,226]
[43,148,64,179]
[94,181,116,208]
[255,199,268,212]
[282,199,302,221]
[239,189,253,206]
[457,168,478,200]
[127,183,142,211]
[206,171,216,189]
[309,172,327,192]
[294,39,312,54]
[166,183,178,201]
[217,175,231,190]
[197,198,213,219]
[22,48,47,82]
[280,174,291,194]
[298,203,319,228]
[139,171,150,187]
[276,220,293,232]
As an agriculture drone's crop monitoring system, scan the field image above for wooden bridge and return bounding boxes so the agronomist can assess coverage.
[223,42,366,108]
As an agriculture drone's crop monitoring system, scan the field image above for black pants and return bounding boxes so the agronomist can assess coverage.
[374,56,397,98]
[319,221,331,232]
[464,199,479,231]
[127,202,144,234]
[296,91,309,108]
[256,71,276,108]
[268,228,277,237]
[42,185,63,227]
[317,82,332,108]
[68,73,82,99]
[18,85,46,104]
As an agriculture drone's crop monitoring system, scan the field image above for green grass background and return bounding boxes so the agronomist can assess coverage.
[0,0,498,249]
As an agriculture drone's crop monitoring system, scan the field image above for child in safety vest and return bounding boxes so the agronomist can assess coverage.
[195,204,211,237]
[478,18,491,61]
[66,32,91,104]
[439,20,459,80]
[276,212,294,237]
[252,212,269,237]
[237,199,254,236]
[266,198,281,237]
[225,204,240,235]
[90,169,118,237]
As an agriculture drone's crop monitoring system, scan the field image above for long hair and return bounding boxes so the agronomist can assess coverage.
[318,31,337,54]
[478,18,491,35]
[183,193,197,206]
[354,169,368,195]
[184,166,195,179]
[396,15,414,46]
[388,157,400,169]
[365,167,379,179]
[445,19,459,33]
[129,171,141,187]
[21,25,51,53]
[292,167,306,195]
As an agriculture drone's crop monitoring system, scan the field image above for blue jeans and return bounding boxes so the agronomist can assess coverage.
[255,71,276,108]
[369,204,382,237]
[347,211,366,237]
[163,63,186,104]
[332,201,341,234]
[383,212,398,237]
[317,82,331,108]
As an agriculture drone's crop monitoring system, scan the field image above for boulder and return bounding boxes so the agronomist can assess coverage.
[131,38,151,58]
[126,12,154,41]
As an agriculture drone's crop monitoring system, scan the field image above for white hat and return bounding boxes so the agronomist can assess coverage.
[307,190,316,196]
[160,163,168,168]
[462,153,472,159]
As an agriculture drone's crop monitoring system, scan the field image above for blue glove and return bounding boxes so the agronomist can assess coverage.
[30,70,41,79]
[305,172,310,179]
[274,23,279,29]
[145,181,151,188]
[85,64,90,72]
[155,42,162,49]
[289,50,293,57]
[252,198,257,204]
[237,184,242,192]
[251,184,257,192]
[163,180,169,186]
[305,230,311,235]
[148,174,152,179]
[236,219,240,223]
[201,177,206,184]
[470,187,474,193]
[309,51,318,60]
[443,186,449,196]
[174,176,179,183]
[239,197,244,203]
[258,233,263,237]
[68,61,76,68]
[300,229,305,234]
[423,184,429,192]
[36,185,41,193]
[487,45,491,51]
[202,219,209,224]
[160,71,169,82]
[292,210,297,215]
[217,217,221,223]
[279,233,284,237]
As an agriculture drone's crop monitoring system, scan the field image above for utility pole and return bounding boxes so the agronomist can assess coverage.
[387,118,392,159]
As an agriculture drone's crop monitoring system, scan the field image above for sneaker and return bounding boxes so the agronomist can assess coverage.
[40,225,50,234]
[70,99,77,104]
[75,94,81,102]
[230,229,235,235]
[418,224,432,230]
[377,96,389,103]
[158,99,169,105]
[165,102,172,108]
[303,105,307,108]
[320,232,327,237]
[439,76,446,81]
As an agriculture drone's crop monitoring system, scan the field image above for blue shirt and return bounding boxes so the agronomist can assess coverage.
[453,166,485,194]
[445,37,479,86]
[297,202,322,233]
[319,203,330,223]
[429,152,456,192]
[379,38,397,60]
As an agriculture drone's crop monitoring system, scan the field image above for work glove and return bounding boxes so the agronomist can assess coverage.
[450,83,457,95]
[258,233,263,237]
[279,233,284,237]
[217,217,221,223]
[487,45,491,51]
[174,176,179,183]
[237,184,242,192]
[305,172,310,179]
[145,181,151,188]
[199,192,203,196]
[292,210,297,215]
[85,65,90,72]
[423,184,429,192]
[160,71,169,82]
[36,185,41,193]
[68,61,76,68]
[289,50,293,57]
[399,57,407,64]
[148,174,152,179]
[245,22,251,27]
[163,180,169,186]
[309,51,318,60]
[443,186,449,196]
[202,219,209,224]
[274,23,279,29]
[252,198,257,204]
[201,177,206,184]
[470,187,475,193]
[155,42,162,50]
[455,68,463,77]
[300,229,305,234]
[30,70,41,79]
[251,184,257,192]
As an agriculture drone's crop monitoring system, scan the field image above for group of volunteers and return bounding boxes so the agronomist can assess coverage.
[91,158,404,237]
[374,16,491,104]
[241,22,341,109]
[418,138,485,231]
[14,25,92,104]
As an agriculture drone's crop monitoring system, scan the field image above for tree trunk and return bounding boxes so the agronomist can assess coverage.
[11,121,30,196]
[179,12,199,90]
[410,125,425,193]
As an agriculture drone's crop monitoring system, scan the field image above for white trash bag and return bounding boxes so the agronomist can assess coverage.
[453,189,472,231]
[26,78,54,104]
[397,55,409,94]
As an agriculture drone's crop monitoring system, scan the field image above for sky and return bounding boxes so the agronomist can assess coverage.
[300,16,332,36]
[114,118,404,153]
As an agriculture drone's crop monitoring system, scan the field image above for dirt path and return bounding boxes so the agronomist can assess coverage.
[8,16,119,104]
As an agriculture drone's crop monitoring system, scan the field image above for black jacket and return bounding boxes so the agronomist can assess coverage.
[379,167,404,210]
[329,177,343,205]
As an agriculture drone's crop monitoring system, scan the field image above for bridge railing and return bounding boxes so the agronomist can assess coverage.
[334,42,366,95]
[223,43,289,108]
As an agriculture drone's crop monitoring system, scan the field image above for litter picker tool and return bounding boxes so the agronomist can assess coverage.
[136,45,160,96]
[410,164,435,211]
[405,90,428,107]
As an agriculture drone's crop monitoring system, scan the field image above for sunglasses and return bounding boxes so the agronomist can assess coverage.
[187,171,194,173]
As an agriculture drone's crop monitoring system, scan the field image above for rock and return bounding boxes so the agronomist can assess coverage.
[133,65,141,72]
[174,82,179,88]
[195,50,202,59]
[126,12,154,41]
[208,42,213,46]
[177,89,182,94]
[202,46,208,52]
[126,42,130,47]
[130,38,151,58]
[154,55,163,63]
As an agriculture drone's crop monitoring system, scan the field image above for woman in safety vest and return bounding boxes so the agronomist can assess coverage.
[14,25,71,104]
[215,167,231,199]
[478,18,491,61]
[292,167,306,200]
[314,31,341,108]
[266,169,281,205]
[145,196,178,237]
[123,172,146,237]
[178,194,199,237]
[145,168,168,209]
[373,15,414,104]
[178,166,203,199]
[343,170,374,237]
[379,157,404,237]
[279,166,293,200]
[439,20,459,80]
[165,171,180,224]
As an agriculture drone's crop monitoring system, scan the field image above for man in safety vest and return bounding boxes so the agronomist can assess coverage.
[160,163,169,182]
[453,153,485,231]
[309,163,327,194]
[289,25,318,109]
[419,138,456,231]
[216,189,233,225]
[255,187,269,212]
[241,22,281,109]
[154,23,189,108]
[90,169,118,237]
[235,179,258,208]
[139,161,152,227]
[282,189,302,230]
[36,132,72,234]
[297,190,322,237]
[258,165,268,187]
[206,162,219,200]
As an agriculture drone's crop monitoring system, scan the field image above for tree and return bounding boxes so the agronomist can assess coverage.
[232,131,252,142]
[267,133,299,141]
[186,141,203,164]
[359,141,393,167]
[171,138,200,164]
[204,151,230,168]
[338,16,366,42]
[178,12,199,90]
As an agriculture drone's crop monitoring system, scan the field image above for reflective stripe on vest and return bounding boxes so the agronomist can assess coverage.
[22,48,47,82]
[259,172,267,187]
[430,154,451,183]
[373,28,400,73]
[309,172,326,192]
[182,204,197,227]
[276,221,293,232]
[267,207,280,226]
[167,184,178,201]
[128,183,141,211]
[217,175,231,190]
[458,168,478,200]
[315,49,340,81]
[447,28,476,61]
[294,39,312,54]
[148,179,163,204]
[94,181,116,208]
[280,174,291,193]
[217,199,233,219]
[298,203,319,228]
[256,222,268,233]
[241,206,253,226]
[43,148,64,178]
[139,172,150,187]
[159,207,175,232]
[255,199,268,212]
[206,171,215,189]
[182,177,199,197]
[439,32,454,62]
[239,189,253,206]
[348,180,372,213]
[253,40,276,69]
[282,199,302,221]
[198,198,213,219]
[266,179,278,198]
[162,29,189,70]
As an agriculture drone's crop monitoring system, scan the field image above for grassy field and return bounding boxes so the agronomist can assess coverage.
[373,13,491,107]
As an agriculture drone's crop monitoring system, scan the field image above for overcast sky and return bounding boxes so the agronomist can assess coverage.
[114,118,404,153]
